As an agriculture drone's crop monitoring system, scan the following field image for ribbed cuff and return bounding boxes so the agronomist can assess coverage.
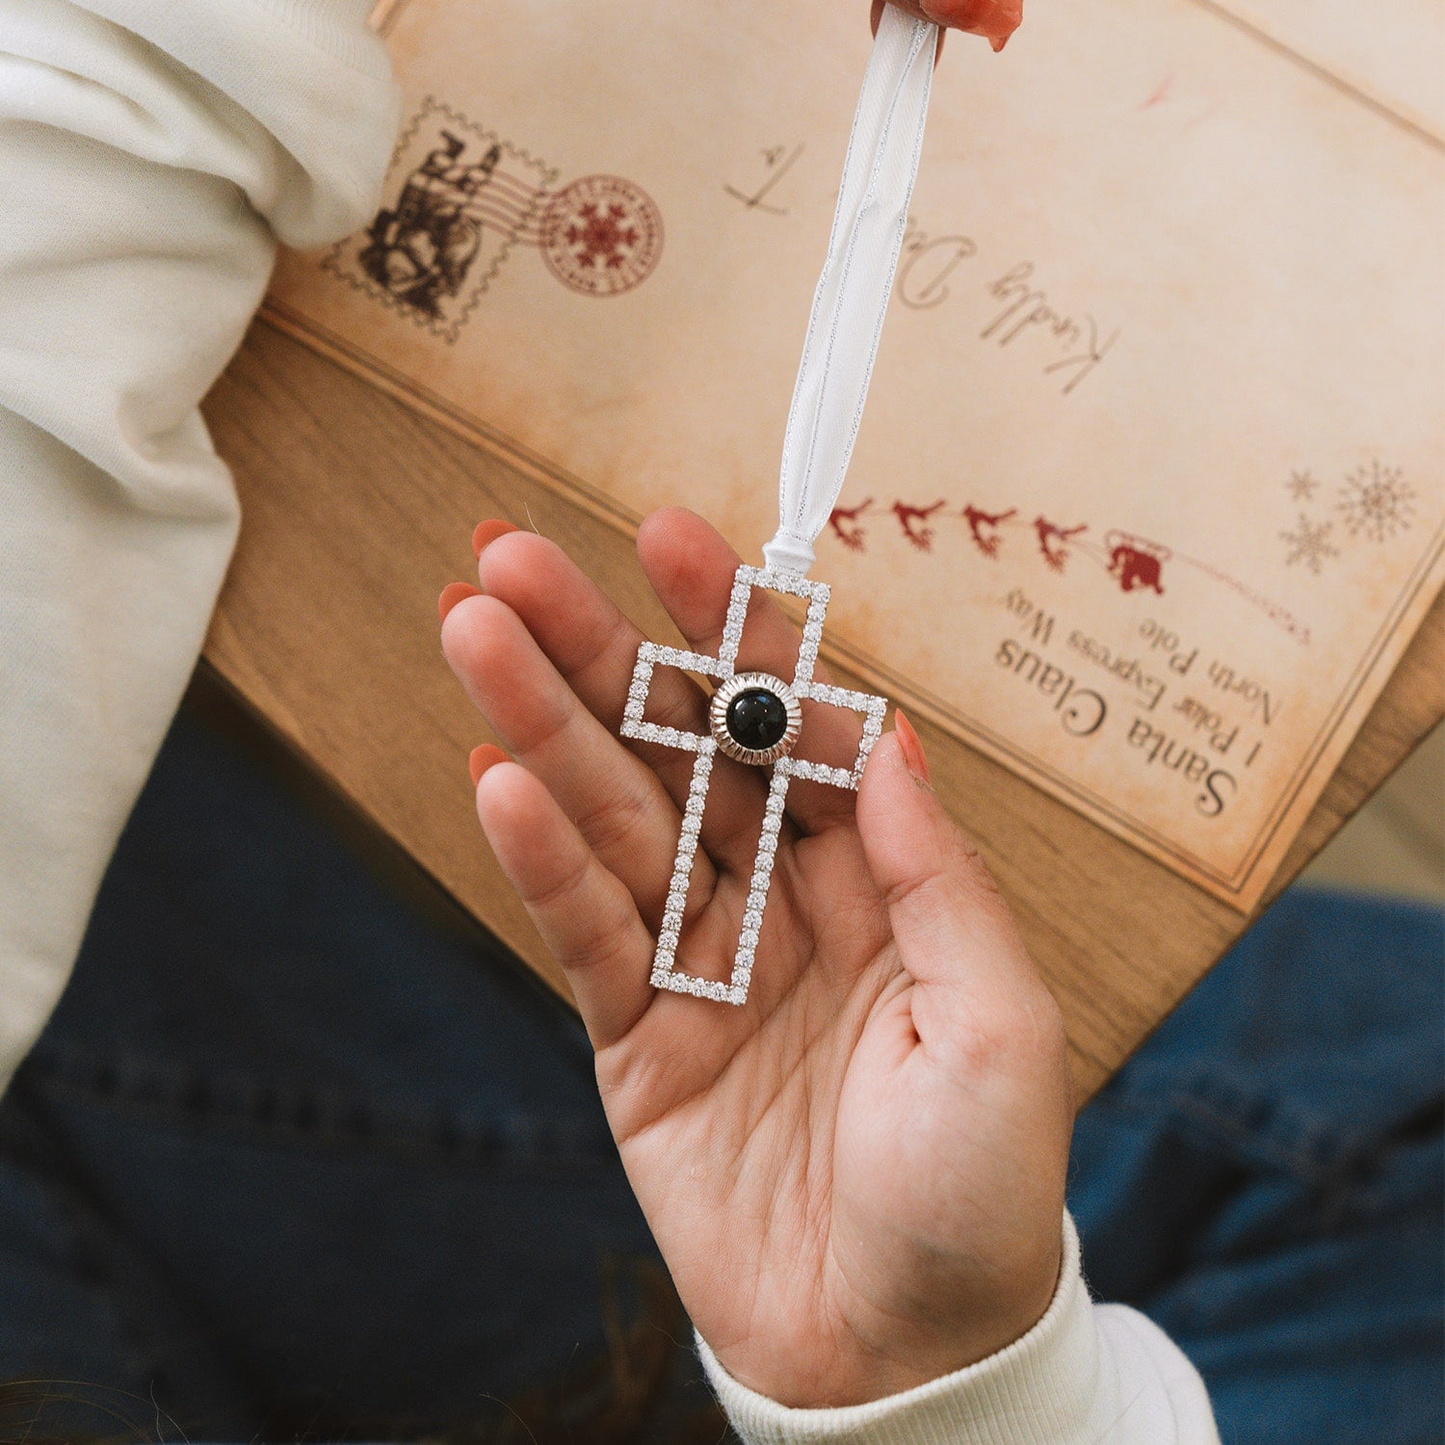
[698,1213,1116,1445]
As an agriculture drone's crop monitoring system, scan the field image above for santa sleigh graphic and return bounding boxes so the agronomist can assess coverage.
[358,132,503,317]
[1105,530,1169,595]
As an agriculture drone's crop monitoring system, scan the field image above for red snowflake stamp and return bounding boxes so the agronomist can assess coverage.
[540,175,663,297]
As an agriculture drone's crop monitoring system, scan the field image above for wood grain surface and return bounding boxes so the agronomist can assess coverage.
[201,318,1445,1099]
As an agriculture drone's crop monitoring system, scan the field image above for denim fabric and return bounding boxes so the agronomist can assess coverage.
[0,708,676,1439]
[1070,889,1444,1445]
[0,706,1440,1442]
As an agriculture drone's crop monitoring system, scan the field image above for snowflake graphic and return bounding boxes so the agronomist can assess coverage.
[1337,461,1415,542]
[1285,469,1318,501]
[565,202,638,270]
[1280,513,1339,575]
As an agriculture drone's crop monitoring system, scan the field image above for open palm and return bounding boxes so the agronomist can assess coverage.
[441,508,1073,1408]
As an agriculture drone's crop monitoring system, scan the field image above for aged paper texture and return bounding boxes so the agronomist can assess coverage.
[266,0,1445,910]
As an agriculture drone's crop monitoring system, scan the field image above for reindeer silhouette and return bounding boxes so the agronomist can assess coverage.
[1033,516,1089,572]
[828,498,874,552]
[961,503,1017,558]
[892,499,948,551]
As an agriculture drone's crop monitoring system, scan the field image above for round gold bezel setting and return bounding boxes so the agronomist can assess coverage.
[709,673,802,766]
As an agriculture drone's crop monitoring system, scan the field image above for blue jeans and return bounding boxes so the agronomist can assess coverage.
[1,707,1440,1442]
[1070,885,1443,1444]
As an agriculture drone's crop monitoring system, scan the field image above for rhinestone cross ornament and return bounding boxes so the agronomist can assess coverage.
[618,9,935,1005]
[621,564,886,1005]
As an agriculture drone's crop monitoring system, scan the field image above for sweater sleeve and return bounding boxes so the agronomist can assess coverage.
[698,1213,1221,1445]
[0,0,400,1092]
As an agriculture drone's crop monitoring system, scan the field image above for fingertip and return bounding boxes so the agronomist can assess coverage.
[475,527,563,598]
[473,756,535,830]
[919,0,1020,47]
[858,728,931,825]
[636,508,745,624]
[472,518,519,558]
[858,729,986,904]
[858,733,1028,1006]
[468,742,508,786]
[638,506,735,553]
[439,589,505,671]
[635,507,731,574]
[894,709,932,787]
[472,760,553,891]
[438,581,482,622]
[471,757,651,1048]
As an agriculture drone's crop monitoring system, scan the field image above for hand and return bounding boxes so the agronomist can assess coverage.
[871,0,1023,53]
[440,511,1073,1408]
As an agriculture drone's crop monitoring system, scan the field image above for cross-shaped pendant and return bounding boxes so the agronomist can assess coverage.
[620,563,887,1005]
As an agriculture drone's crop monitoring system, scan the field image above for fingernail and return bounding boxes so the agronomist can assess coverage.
[472,519,519,558]
[468,743,508,786]
[438,581,482,621]
[990,32,1010,51]
[895,709,932,787]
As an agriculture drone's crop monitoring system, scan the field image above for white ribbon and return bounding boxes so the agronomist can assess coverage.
[763,4,938,576]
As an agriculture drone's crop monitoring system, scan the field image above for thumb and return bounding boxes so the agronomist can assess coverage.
[856,718,1044,1023]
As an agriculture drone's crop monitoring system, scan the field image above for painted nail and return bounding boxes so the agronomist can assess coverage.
[468,743,508,786]
[438,581,482,621]
[895,709,932,787]
[472,519,519,558]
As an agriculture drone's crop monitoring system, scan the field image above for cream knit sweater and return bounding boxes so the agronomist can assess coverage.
[0,4,1219,1440]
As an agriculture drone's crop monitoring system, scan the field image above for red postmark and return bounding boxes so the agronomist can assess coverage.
[540,175,663,297]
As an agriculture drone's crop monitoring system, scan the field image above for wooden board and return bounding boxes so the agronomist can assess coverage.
[201,318,1445,1099]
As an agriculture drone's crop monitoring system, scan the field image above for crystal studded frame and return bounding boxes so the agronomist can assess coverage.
[619,564,888,1005]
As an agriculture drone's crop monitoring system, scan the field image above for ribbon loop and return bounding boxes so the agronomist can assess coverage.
[761,527,818,575]
[769,5,937,575]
